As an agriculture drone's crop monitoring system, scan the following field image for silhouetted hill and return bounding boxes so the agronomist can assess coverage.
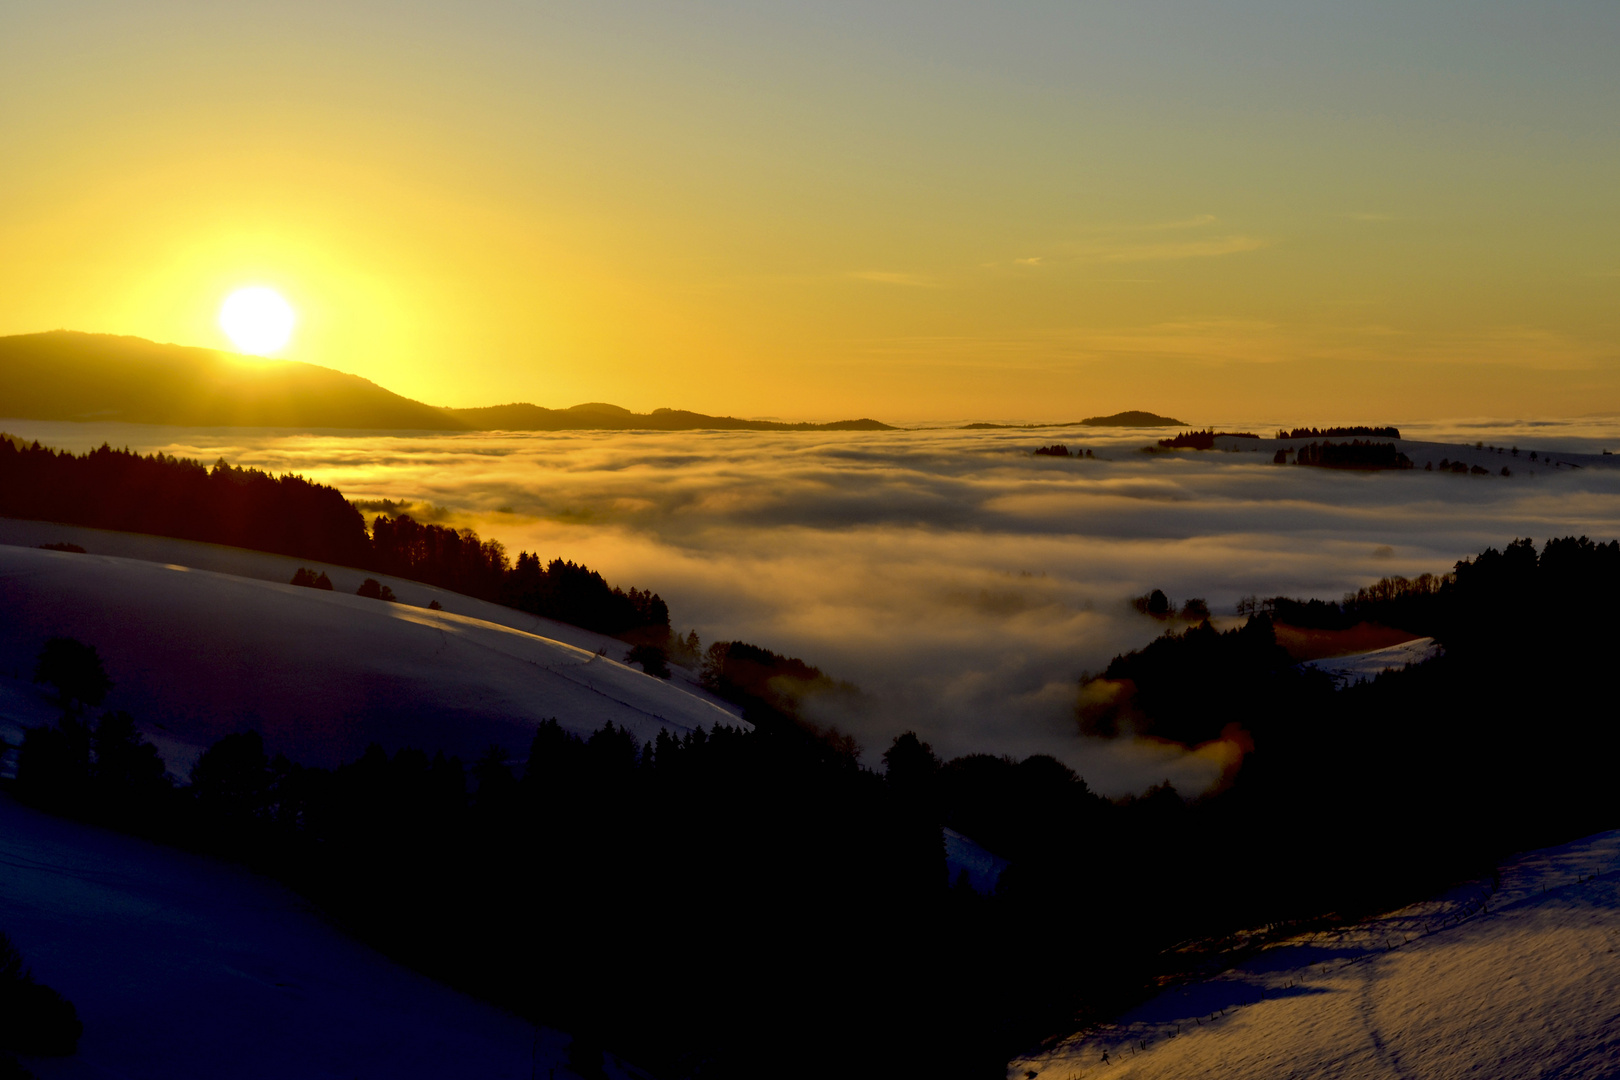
[0,331,469,430]
[0,331,896,432]
[1080,410,1185,426]
[963,409,1186,430]
[446,403,895,431]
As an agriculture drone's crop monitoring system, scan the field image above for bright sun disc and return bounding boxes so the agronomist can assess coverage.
[219,287,296,355]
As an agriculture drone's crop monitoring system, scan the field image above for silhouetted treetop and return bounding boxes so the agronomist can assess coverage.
[33,636,112,712]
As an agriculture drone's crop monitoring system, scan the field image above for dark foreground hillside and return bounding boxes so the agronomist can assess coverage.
[8,535,1619,1077]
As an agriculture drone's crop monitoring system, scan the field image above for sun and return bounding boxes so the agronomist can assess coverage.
[219,286,296,355]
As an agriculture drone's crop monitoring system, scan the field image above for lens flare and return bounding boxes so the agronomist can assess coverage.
[219,287,296,355]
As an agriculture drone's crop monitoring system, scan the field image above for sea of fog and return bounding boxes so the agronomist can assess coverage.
[7,416,1620,796]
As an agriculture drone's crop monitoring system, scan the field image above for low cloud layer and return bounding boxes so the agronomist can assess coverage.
[11,418,1620,796]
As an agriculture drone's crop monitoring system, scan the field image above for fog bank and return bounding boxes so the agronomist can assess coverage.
[7,417,1618,795]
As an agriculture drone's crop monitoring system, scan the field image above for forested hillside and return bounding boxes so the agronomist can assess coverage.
[0,437,668,639]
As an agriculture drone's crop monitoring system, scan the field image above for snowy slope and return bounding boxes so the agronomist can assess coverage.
[1299,637,1443,688]
[0,543,742,770]
[944,827,1010,895]
[0,792,676,1080]
[1011,828,1620,1080]
[0,516,660,659]
[0,793,550,1079]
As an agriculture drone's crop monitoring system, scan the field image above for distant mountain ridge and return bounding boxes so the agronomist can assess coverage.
[445,402,893,431]
[0,332,893,432]
[0,331,460,430]
[963,409,1186,430]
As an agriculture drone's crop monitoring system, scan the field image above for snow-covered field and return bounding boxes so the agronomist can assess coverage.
[1011,828,1620,1080]
[0,538,741,772]
[0,791,645,1080]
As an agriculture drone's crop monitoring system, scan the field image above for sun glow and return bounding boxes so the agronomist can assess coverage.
[219,287,296,355]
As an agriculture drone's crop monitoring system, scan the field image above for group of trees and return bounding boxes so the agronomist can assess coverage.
[1275,425,1401,439]
[0,438,371,565]
[1432,457,1501,476]
[1077,535,1620,934]
[1032,444,1095,458]
[499,550,668,639]
[0,438,669,640]
[289,567,334,590]
[1155,429,1260,450]
[0,934,81,1071]
[1130,588,1209,621]
[1290,440,1414,469]
[698,639,862,745]
[1237,571,1450,633]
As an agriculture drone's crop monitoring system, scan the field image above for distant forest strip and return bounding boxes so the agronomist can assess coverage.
[1155,428,1260,450]
[11,534,1620,1078]
[1276,425,1401,439]
[1289,439,1413,470]
[0,437,668,639]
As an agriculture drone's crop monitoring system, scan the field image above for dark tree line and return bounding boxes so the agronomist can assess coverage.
[0,438,371,565]
[1247,571,1449,634]
[1292,439,1413,469]
[1155,429,1260,450]
[1275,425,1401,439]
[0,933,81,1072]
[0,438,669,639]
[1130,588,1209,621]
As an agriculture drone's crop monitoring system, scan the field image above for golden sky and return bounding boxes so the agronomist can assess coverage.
[3,1,1617,422]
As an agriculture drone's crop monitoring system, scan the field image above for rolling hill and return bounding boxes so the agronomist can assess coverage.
[0,331,465,430]
[1013,827,1620,1080]
[0,542,741,771]
[0,331,893,431]
[963,410,1187,430]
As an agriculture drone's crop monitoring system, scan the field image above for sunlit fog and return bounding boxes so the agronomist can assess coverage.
[11,417,1619,794]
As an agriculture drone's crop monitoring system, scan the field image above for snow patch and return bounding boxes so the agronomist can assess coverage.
[0,543,744,769]
[1012,828,1620,1080]
[0,793,567,1080]
[944,827,1010,895]
[1299,636,1442,688]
